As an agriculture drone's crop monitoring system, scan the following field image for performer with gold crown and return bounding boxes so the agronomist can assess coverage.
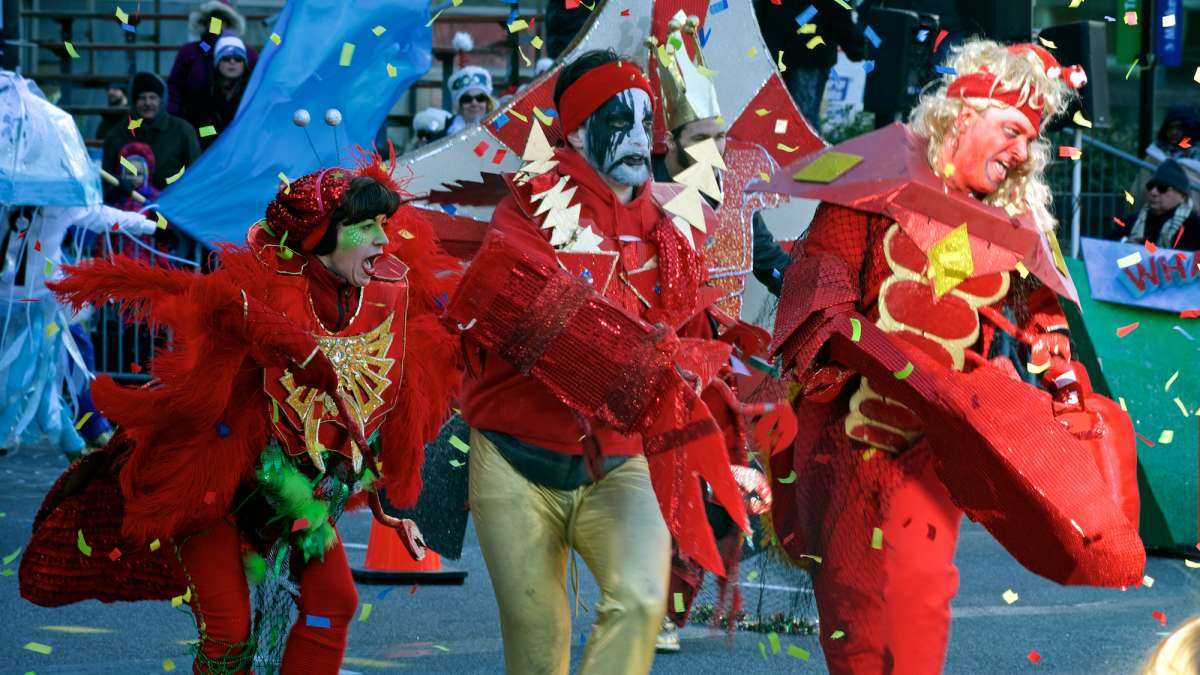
[444,48,774,674]
[760,39,1145,673]
[645,13,791,653]
[18,151,461,674]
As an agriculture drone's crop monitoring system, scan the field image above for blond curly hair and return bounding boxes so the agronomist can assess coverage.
[908,39,1075,232]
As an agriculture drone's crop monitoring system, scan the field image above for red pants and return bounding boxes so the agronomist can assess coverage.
[177,520,359,675]
[812,458,961,675]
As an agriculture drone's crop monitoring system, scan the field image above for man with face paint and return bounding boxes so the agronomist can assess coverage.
[22,159,461,674]
[763,40,1144,674]
[446,49,766,674]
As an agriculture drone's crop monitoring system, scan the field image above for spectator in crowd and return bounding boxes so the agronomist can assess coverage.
[94,83,128,141]
[110,141,161,212]
[754,0,865,129]
[102,72,201,201]
[167,1,259,136]
[409,107,452,151]
[179,35,251,149]
[1113,160,1200,251]
[446,65,495,135]
[1131,105,1200,206]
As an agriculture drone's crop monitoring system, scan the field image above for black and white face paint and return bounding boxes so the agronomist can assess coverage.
[580,87,653,188]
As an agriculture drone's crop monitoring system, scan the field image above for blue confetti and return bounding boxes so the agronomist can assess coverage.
[377,586,397,600]
[305,614,331,628]
[772,268,782,279]
[581,268,593,283]
[709,0,729,14]
[864,26,882,48]
[698,25,712,48]
[434,292,449,309]
[653,283,662,295]
[198,41,210,52]
[441,204,458,215]
[795,5,818,26]
[916,29,930,43]
[862,60,875,74]
[934,65,957,75]
[506,7,519,24]
[121,23,137,34]
[492,113,510,131]
[542,108,557,117]
[216,422,231,437]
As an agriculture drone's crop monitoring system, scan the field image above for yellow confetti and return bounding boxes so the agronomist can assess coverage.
[372,25,386,36]
[830,629,846,639]
[209,16,222,34]
[1186,560,1200,568]
[1159,429,1174,444]
[65,41,80,58]
[1143,574,1155,587]
[747,570,760,581]
[2,547,21,564]
[426,8,446,27]
[24,642,53,655]
[871,527,884,549]
[943,163,955,177]
[119,155,140,176]
[531,35,544,50]
[1026,359,1050,375]
[759,171,770,182]
[776,143,799,153]
[1037,36,1057,49]
[115,7,129,23]
[928,223,974,296]
[1015,261,1030,278]
[77,529,92,556]
[270,33,282,45]
[449,435,470,453]
[386,63,397,78]
[850,317,862,342]
[198,125,217,138]
[1126,58,1139,80]
[164,166,185,184]
[150,538,161,551]
[45,322,59,338]
[1069,0,1084,7]
[755,108,770,117]
[1073,110,1092,128]
[339,42,356,67]
[156,212,168,230]
[1118,396,1127,411]
[1195,67,1200,85]
[799,23,817,34]
[777,50,787,73]
[278,171,291,189]
[358,602,374,622]
[128,118,143,131]
[861,448,877,461]
[163,658,177,671]
[507,19,529,33]
[673,592,685,613]
[533,107,554,126]
[509,110,528,123]
[74,412,93,430]
[768,631,781,654]
[1174,398,1189,417]
[519,46,532,68]
[805,36,826,49]
[1165,371,1179,391]
[41,625,113,634]
[1125,191,1135,205]
[1003,589,1019,604]
[893,362,914,379]
[788,645,811,660]
[793,151,862,182]
[746,46,758,58]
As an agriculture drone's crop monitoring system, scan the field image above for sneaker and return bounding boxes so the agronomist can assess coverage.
[655,617,681,653]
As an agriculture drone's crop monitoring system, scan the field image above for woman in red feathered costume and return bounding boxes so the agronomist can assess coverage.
[18,152,461,674]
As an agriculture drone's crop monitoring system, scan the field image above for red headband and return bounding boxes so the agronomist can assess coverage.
[946,43,1086,129]
[558,60,653,134]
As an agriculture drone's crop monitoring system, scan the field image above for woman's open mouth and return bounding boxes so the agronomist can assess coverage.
[362,254,381,277]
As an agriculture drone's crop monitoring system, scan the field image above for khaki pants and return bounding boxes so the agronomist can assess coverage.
[469,428,671,675]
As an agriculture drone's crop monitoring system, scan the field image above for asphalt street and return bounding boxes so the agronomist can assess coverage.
[1,446,1195,674]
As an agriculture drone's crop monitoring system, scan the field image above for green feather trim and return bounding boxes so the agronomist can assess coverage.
[242,551,267,585]
[255,444,336,562]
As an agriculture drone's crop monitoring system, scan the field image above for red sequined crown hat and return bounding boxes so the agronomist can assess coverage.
[264,168,352,253]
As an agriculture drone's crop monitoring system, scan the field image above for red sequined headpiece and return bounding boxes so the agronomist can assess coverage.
[946,43,1087,129]
[558,60,653,134]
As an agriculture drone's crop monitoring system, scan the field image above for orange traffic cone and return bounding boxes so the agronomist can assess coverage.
[351,519,467,585]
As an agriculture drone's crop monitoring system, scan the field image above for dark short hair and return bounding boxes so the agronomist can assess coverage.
[311,176,400,255]
[553,49,624,111]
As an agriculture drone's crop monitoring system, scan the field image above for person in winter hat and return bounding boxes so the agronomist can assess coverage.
[167,1,259,134]
[446,32,495,135]
[101,71,201,197]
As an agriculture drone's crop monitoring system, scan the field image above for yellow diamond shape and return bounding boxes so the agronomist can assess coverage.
[792,151,863,183]
[928,224,974,297]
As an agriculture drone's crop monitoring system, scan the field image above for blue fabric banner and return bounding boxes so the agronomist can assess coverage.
[155,0,431,245]
[1080,237,1200,314]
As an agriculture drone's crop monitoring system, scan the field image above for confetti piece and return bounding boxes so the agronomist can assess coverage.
[805,36,825,49]
[796,5,818,25]
[1159,429,1174,444]
[150,539,161,552]
[1144,575,1155,588]
[128,118,143,131]
[492,148,509,165]
[1194,67,1200,85]
[871,527,884,549]
[339,42,356,67]
[1003,589,1019,604]
[473,141,489,157]
[1153,610,1166,625]
[774,119,788,134]
[383,63,397,78]
[1186,559,1200,568]
[893,362,914,379]
[831,629,845,639]
[758,643,768,659]
[1117,251,1142,268]
[119,155,140,175]
[77,529,92,556]
[24,642,53,655]
[709,0,729,14]
[1058,146,1081,159]
[449,435,470,453]
[1165,371,1179,391]
[507,19,529,32]
[209,16,222,34]
[1124,11,1138,25]
[449,459,466,468]
[1072,111,1092,128]
[73,411,94,431]
[1126,59,1138,80]
[933,65,956,75]
[747,570,760,581]
[163,658,177,671]
[778,470,797,484]
[358,603,374,621]
[864,26,881,48]
[65,41,80,58]
[533,107,555,126]
[768,631,781,654]
[1038,36,1057,49]
[1069,0,1084,7]
[793,151,862,182]
[799,23,817,35]
[1116,322,1140,337]
[1162,14,1176,28]
[108,547,122,561]
[862,60,875,74]
[198,125,217,138]
[777,50,786,73]
[1174,398,1190,416]
[2,547,21,565]
[673,592,685,613]
[372,25,386,36]
[850,317,862,342]
[1028,650,1041,664]
[164,166,186,185]
[270,33,282,45]
[305,614,331,628]
[115,7,129,23]
[787,645,811,660]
